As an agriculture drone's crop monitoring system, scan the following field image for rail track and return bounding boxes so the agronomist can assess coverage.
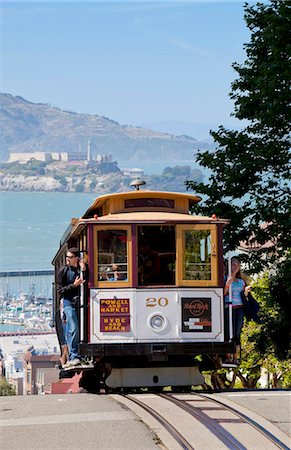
[119,392,290,450]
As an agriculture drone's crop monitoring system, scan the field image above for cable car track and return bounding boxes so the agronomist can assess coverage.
[121,392,289,450]
[122,393,195,450]
[191,393,290,450]
[159,393,245,450]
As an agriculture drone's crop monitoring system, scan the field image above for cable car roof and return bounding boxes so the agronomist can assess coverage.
[57,191,229,251]
[82,211,227,223]
[82,190,202,219]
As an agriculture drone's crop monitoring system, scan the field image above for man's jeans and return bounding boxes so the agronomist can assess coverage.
[63,303,80,360]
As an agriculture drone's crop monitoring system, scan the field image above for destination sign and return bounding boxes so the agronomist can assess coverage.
[100,298,130,315]
[100,316,130,332]
[100,298,130,332]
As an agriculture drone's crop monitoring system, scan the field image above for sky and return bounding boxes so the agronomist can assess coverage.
[0,1,256,133]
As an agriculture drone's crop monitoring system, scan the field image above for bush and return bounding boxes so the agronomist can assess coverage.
[0,377,16,396]
[75,183,84,192]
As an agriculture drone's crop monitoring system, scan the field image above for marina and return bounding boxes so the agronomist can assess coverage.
[0,271,54,335]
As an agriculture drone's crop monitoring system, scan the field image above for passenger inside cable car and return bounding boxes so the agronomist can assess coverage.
[107,264,123,281]
[97,230,128,282]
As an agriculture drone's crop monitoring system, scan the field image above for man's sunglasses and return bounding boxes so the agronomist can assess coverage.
[66,255,76,259]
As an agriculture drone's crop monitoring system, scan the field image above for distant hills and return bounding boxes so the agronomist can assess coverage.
[0,93,213,163]
[139,121,217,141]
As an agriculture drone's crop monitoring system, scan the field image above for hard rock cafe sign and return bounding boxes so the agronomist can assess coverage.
[182,298,212,332]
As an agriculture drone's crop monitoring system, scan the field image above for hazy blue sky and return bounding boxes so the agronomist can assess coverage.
[1,1,257,129]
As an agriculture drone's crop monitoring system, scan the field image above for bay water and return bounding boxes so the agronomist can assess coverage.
[0,191,97,272]
[0,192,97,298]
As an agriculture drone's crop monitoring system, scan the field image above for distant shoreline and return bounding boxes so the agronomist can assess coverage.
[0,330,56,337]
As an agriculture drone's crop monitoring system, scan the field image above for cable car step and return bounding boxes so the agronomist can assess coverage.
[221,361,240,368]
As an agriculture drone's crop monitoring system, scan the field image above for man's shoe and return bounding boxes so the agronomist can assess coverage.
[69,358,82,366]
[62,361,73,369]
[80,359,91,365]
[80,359,94,368]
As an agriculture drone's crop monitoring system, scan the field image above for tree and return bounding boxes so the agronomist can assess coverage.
[186,1,290,272]
[207,258,291,390]
[0,377,16,396]
[239,255,291,388]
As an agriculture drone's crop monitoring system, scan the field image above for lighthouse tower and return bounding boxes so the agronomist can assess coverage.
[87,140,92,162]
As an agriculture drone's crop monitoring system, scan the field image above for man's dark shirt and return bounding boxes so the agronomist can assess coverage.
[57,265,86,306]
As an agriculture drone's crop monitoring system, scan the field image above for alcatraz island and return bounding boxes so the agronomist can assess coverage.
[0,146,203,194]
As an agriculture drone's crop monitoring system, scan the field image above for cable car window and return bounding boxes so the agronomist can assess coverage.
[183,230,212,280]
[138,225,175,286]
[124,198,174,209]
[98,230,128,281]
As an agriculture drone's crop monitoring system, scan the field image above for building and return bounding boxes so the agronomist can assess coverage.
[1,334,59,394]
[8,152,69,163]
[24,351,60,395]
[10,372,24,395]
[122,168,145,178]
[8,152,52,163]
[35,367,61,394]
[23,350,81,395]
[8,147,114,165]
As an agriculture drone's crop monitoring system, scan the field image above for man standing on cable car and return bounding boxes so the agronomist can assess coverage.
[57,247,86,368]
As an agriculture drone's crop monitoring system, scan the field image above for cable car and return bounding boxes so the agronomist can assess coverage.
[52,184,234,391]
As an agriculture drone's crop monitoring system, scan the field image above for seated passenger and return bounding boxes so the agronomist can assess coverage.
[108,264,121,281]
[99,267,109,281]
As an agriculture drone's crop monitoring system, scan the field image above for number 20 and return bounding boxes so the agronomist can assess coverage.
[146,297,168,307]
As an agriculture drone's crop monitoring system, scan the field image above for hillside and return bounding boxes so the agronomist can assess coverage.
[0,93,212,162]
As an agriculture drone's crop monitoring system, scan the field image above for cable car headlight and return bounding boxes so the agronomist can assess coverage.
[148,313,167,331]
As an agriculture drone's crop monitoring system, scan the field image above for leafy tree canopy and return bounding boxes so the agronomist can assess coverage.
[239,252,291,387]
[186,0,290,272]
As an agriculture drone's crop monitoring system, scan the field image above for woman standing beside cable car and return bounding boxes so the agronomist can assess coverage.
[224,257,251,365]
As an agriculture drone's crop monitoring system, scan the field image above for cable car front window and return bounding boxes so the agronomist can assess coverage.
[98,230,128,281]
[138,225,175,286]
[184,230,211,280]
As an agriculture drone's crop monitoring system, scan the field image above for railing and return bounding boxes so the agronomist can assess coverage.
[0,270,54,277]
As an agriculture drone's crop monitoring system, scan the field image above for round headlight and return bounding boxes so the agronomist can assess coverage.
[150,314,165,330]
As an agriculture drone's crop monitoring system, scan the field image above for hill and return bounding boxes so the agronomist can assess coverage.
[0,93,212,163]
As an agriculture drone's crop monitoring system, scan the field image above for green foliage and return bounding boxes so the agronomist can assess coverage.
[65,166,77,172]
[89,180,97,190]
[265,252,291,358]
[96,161,121,174]
[163,166,203,183]
[0,377,16,396]
[163,166,191,177]
[37,167,45,175]
[186,1,291,380]
[186,1,291,272]
[184,230,211,280]
[205,258,291,390]
[55,175,68,186]
[0,160,47,176]
[239,255,291,387]
[75,183,84,192]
